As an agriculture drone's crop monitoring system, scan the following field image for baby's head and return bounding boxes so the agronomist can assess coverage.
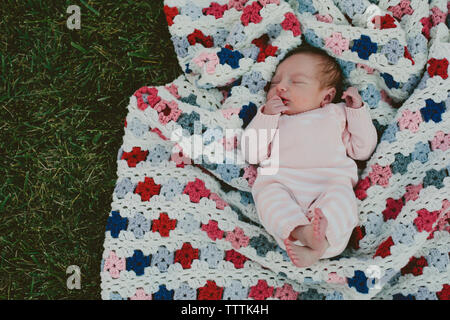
[266,44,344,115]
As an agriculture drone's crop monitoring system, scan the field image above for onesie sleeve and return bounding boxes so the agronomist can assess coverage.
[342,103,378,161]
[240,105,281,165]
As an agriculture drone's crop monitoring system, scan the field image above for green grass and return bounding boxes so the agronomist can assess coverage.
[0,0,181,299]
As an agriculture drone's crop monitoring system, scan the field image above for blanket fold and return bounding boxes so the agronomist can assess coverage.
[101,0,449,300]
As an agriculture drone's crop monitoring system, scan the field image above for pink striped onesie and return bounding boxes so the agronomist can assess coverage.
[240,102,378,258]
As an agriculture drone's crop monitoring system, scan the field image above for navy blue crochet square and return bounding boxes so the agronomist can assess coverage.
[218,47,243,69]
[420,99,446,123]
[153,285,174,300]
[126,249,151,276]
[393,293,415,300]
[381,73,400,89]
[351,35,377,60]
[239,102,257,128]
[106,211,128,238]
[347,270,370,294]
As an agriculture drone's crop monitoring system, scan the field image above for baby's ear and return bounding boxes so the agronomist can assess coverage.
[321,87,336,107]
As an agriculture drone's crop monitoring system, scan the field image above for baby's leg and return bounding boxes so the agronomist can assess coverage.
[289,208,328,250]
[305,180,358,260]
[252,182,310,245]
[284,208,330,267]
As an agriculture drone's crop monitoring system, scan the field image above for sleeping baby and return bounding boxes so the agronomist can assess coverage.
[240,45,378,267]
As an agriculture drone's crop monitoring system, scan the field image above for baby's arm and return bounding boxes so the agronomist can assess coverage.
[240,104,281,165]
[341,88,378,160]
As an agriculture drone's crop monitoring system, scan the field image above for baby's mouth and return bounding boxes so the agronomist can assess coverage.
[281,97,288,104]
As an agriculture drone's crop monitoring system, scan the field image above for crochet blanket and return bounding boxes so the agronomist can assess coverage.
[100,0,450,300]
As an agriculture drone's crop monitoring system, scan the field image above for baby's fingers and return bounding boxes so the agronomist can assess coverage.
[267,102,285,110]
[278,105,289,113]
[274,104,288,110]
[267,95,282,104]
[342,90,352,98]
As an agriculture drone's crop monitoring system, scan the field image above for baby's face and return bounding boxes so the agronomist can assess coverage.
[267,53,332,115]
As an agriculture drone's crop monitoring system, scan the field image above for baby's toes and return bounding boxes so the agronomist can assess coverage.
[313,208,328,238]
[315,208,326,221]
[312,216,319,232]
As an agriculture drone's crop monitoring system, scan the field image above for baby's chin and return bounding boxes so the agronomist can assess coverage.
[282,109,299,116]
[282,105,300,115]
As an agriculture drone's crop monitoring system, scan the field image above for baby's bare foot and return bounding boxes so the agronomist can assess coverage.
[283,239,322,268]
[311,208,328,249]
[290,208,328,251]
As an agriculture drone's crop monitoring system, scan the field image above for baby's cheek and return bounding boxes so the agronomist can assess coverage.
[294,95,309,105]
[267,89,276,100]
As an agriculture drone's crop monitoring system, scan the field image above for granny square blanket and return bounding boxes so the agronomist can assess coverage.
[100,0,450,300]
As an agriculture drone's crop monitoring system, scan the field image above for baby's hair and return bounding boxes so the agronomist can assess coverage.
[273,44,344,103]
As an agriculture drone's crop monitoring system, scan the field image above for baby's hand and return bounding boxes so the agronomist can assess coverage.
[342,87,363,109]
[263,95,289,115]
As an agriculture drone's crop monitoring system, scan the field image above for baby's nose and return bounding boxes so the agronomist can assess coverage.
[276,84,287,93]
